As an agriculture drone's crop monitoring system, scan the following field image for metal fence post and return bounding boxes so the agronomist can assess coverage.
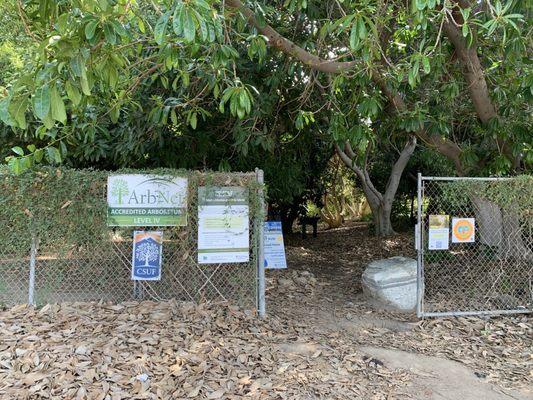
[255,168,266,318]
[28,233,38,306]
[416,173,423,317]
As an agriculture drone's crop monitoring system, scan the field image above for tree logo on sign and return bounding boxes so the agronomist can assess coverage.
[135,241,159,266]
[111,178,129,205]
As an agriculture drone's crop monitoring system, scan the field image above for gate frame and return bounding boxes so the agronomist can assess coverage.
[416,174,531,318]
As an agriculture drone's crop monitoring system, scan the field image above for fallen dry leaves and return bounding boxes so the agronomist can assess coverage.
[0,224,530,399]
[270,224,532,391]
[1,299,411,399]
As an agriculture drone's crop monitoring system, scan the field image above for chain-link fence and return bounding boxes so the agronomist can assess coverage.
[417,175,532,317]
[0,168,264,311]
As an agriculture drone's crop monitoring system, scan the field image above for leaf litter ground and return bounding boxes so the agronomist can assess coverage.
[0,224,531,399]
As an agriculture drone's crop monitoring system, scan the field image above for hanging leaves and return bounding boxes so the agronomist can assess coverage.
[33,84,51,120]
[65,81,81,106]
[154,11,171,44]
[219,85,255,119]
[84,19,99,40]
[7,96,29,129]
[50,85,67,124]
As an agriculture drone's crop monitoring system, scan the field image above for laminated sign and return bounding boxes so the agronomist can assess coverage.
[452,218,475,243]
[107,175,188,226]
[264,221,287,269]
[132,231,163,280]
[428,215,449,250]
[197,187,249,264]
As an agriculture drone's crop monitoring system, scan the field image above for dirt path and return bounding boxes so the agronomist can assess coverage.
[0,224,530,399]
[267,224,532,398]
[359,346,529,400]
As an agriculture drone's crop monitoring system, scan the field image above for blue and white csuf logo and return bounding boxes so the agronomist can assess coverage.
[132,232,163,280]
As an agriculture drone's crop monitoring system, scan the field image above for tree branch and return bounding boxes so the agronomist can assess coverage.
[335,143,364,179]
[335,142,382,203]
[226,0,358,73]
[384,137,417,204]
[373,74,465,175]
[442,17,517,168]
[226,0,466,173]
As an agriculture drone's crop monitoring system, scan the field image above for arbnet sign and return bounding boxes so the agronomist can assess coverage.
[107,175,188,226]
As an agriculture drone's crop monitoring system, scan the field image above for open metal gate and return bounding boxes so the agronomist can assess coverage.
[416,174,532,317]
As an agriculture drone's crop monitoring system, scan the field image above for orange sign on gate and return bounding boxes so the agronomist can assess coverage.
[452,218,475,243]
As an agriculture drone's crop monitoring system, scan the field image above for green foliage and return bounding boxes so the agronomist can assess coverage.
[439,175,533,218]
[0,166,265,256]
[219,83,257,119]
[0,167,109,255]
[304,201,320,218]
[0,0,530,186]
[319,156,371,228]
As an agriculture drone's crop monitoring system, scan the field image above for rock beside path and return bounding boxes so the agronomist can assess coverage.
[362,256,417,312]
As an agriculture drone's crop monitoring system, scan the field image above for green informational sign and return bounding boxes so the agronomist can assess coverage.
[197,186,250,264]
[107,175,188,226]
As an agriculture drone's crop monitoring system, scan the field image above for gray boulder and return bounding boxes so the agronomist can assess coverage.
[362,256,417,312]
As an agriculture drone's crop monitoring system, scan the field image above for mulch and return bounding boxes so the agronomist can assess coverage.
[0,223,530,399]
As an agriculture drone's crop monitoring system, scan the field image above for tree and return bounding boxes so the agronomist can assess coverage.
[0,0,530,237]
[135,241,159,267]
[221,0,530,175]
[2,0,530,173]
[111,178,129,204]
[336,137,416,236]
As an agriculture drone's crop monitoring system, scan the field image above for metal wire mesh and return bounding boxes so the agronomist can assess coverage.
[418,177,532,317]
[0,170,260,309]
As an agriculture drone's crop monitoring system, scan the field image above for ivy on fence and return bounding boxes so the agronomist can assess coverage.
[0,167,265,308]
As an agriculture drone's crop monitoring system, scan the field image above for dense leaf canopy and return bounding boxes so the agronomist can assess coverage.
[0,0,531,178]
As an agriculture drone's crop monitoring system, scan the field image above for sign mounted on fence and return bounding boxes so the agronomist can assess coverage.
[107,175,188,226]
[452,218,475,243]
[132,231,163,280]
[197,186,249,264]
[264,221,287,269]
[428,215,449,250]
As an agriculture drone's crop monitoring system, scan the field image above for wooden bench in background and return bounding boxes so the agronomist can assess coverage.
[298,216,320,239]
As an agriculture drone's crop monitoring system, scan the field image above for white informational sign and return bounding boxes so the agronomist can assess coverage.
[452,218,475,243]
[107,174,188,226]
[197,187,249,264]
[428,215,449,250]
[264,221,287,269]
[132,231,163,280]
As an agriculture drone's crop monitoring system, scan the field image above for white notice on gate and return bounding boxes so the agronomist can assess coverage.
[264,221,287,269]
[428,215,450,250]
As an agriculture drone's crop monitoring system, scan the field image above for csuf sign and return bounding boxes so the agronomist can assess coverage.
[107,175,188,226]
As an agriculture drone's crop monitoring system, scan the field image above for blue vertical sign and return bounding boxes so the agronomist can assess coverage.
[132,231,163,280]
[264,221,287,269]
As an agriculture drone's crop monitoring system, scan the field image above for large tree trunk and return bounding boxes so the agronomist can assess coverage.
[335,137,416,237]
[366,197,394,237]
[472,197,531,259]
[473,197,503,247]
[500,208,531,260]
[442,15,517,167]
